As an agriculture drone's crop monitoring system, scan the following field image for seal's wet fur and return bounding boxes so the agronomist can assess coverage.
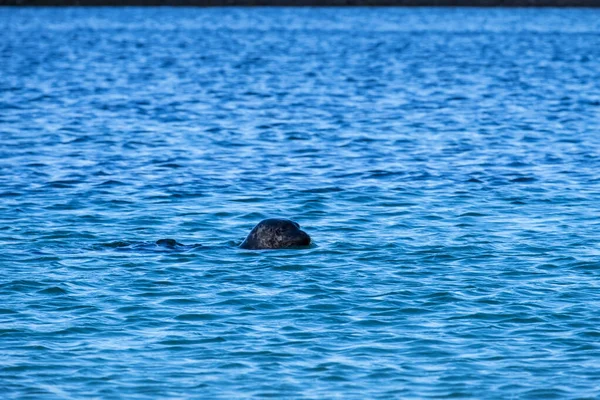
[240,219,311,250]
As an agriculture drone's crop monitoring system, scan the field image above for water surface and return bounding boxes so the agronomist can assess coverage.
[1,7,600,399]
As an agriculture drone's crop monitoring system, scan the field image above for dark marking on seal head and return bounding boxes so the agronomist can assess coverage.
[240,219,311,250]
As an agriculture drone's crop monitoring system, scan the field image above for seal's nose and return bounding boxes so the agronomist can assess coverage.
[298,230,311,246]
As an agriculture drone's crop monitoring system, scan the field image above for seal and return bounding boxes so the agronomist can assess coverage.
[156,238,185,248]
[240,219,311,250]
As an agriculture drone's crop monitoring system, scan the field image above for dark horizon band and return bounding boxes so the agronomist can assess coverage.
[2,0,600,6]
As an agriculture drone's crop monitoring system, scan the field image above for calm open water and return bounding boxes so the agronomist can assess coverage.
[2,7,600,399]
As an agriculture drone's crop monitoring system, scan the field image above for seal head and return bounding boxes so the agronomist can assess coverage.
[240,219,311,250]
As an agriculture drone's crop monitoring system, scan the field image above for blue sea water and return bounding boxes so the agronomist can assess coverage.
[1,7,600,398]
